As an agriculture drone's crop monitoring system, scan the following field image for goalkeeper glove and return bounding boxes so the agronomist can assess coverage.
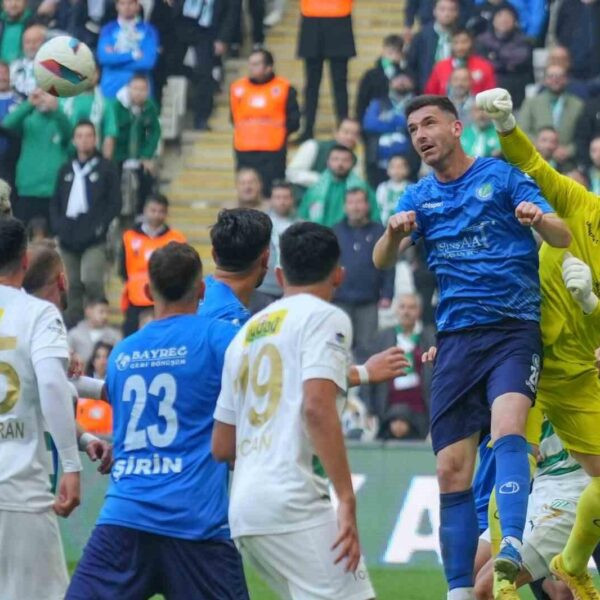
[562,252,599,314]
[475,88,517,133]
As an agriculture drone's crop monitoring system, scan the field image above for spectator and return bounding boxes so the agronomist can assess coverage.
[424,28,496,95]
[50,120,121,326]
[26,215,49,240]
[406,0,460,93]
[371,293,436,440]
[286,117,360,198]
[2,88,71,226]
[544,46,589,100]
[460,104,501,157]
[475,4,532,108]
[376,154,412,225]
[10,24,45,99]
[230,49,299,197]
[97,0,159,98]
[236,167,267,210]
[519,64,584,165]
[85,340,113,379]
[60,63,117,159]
[474,0,547,43]
[255,180,299,306]
[363,72,418,188]
[0,0,34,63]
[574,95,600,169]
[466,0,512,35]
[68,298,122,364]
[299,144,379,227]
[0,60,19,187]
[332,187,394,363]
[113,74,161,214]
[230,0,264,56]
[120,194,186,336]
[355,34,404,124]
[171,0,236,130]
[0,177,11,217]
[404,0,473,41]
[296,0,355,141]
[534,126,560,169]
[587,136,600,195]
[556,0,600,81]
[447,66,475,125]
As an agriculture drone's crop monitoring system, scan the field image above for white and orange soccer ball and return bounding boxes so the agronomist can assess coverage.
[33,36,95,97]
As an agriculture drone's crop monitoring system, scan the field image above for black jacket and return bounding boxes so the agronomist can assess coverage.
[405,0,473,28]
[575,96,600,168]
[50,154,121,253]
[171,0,239,42]
[355,59,401,123]
[297,14,355,59]
[406,23,441,93]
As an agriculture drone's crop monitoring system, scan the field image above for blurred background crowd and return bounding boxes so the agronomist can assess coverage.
[1,0,599,443]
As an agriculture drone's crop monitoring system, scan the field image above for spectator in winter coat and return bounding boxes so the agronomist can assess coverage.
[424,28,496,96]
[50,120,121,326]
[0,0,34,63]
[355,34,404,124]
[475,4,532,108]
[474,0,547,43]
[97,0,159,98]
[9,24,44,99]
[574,95,600,169]
[0,60,19,187]
[363,73,419,188]
[403,0,473,42]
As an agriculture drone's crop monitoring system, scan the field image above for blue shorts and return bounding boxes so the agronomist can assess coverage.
[430,319,542,455]
[66,524,249,600]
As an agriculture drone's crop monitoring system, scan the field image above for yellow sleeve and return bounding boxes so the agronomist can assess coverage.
[500,126,598,219]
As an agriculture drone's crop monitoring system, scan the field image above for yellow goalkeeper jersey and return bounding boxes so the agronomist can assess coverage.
[500,127,600,388]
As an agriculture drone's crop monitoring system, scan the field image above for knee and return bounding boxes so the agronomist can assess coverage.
[436,456,470,492]
[473,575,492,600]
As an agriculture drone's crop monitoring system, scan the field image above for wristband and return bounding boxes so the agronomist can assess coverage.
[356,365,370,385]
[78,432,100,452]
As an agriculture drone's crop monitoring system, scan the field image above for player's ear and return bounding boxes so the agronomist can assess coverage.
[144,282,154,303]
[58,270,68,292]
[453,118,464,138]
[20,252,28,273]
[332,265,345,289]
[261,246,270,270]
[196,277,205,302]
[275,266,284,288]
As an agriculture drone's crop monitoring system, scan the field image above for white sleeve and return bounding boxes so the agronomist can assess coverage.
[300,308,353,392]
[71,376,105,399]
[286,140,321,188]
[214,343,238,426]
[30,304,69,366]
[35,357,82,473]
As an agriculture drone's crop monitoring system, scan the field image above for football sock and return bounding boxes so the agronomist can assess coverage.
[440,489,479,589]
[447,587,474,599]
[562,477,600,574]
[493,434,529,542]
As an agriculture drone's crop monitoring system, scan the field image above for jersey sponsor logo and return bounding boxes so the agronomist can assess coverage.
[244,310,287,345]
[475,182,493,200]
[115,346,188,371]
[498,481,520,495]
[435,222,491,258]
[525,353,541,394]
[421,201,443,210]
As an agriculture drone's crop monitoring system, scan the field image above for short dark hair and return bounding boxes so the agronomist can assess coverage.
[405,95,459,121]
[328,144,355,158]
[280,222,340,286]
[211,208,272,272]
[250,48,274,68]
[345,186,368,200]
[383,34,403,52]
[144,193,169,209]
[148,242,202,302]
[130,72,149,85]
[23,239,63,293]
[84,295,109,308]
[452,27,472,39]
[74,119,96,135]
[271,180,294,195]
[86,341,114,376]
[0,218,26,275]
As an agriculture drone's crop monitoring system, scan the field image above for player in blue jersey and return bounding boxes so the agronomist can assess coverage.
[67,242,249,600]
[373,95,571,600]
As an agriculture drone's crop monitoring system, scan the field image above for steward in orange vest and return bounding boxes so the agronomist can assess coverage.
[119,195,186,336]
[230,49,300,197]
[297,0,356,142]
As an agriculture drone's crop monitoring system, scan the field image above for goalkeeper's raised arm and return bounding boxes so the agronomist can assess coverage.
[476,88,600,219]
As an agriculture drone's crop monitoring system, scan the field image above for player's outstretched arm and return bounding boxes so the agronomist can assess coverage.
[303,379,361,573]
[514,202,572,248]
[372,212,417,269]
[347,347,410,387]
[477,88,598,218]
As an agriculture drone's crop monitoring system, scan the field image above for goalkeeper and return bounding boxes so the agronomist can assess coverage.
[477,88,600,600]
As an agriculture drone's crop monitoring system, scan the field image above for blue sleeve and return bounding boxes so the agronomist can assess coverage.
[133,26,159,71]
[522,0,547,38]
[506,166,553,214]
[210,321,237,374]
[362,100,387,134]
[395,185,415,213]
[97,25,135,66]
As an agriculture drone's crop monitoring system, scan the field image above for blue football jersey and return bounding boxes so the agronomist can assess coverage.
[396,158,553,332]
[197,276,251,327]
[98,314,237,540]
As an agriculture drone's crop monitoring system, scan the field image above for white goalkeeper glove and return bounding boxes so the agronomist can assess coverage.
[475,88,517,133]
[562,252,599,314]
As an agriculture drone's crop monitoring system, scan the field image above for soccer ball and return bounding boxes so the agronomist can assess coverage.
[33,36,95,97]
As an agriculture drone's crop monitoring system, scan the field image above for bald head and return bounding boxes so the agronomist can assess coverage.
[23,25,46,59]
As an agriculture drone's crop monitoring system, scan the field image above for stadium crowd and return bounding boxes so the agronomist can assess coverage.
[1,0,600,443]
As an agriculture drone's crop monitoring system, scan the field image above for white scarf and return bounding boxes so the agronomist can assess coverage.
[66,158,98,219]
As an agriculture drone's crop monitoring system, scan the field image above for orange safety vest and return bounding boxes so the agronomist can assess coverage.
[301,0,352,17]
[76,398,113,436]
[230,76,291,152]
[121,228,187,309]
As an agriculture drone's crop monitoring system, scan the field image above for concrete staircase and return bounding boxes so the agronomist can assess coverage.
[107,0,405,321]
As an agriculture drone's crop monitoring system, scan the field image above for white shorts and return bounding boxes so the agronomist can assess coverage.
[0,509,69,600]
[236,519,375,600]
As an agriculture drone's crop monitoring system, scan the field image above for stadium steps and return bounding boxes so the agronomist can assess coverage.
[106,0,405,323]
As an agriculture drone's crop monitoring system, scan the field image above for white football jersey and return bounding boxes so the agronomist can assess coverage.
[0,285,70,512]
[215,293,353,537]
